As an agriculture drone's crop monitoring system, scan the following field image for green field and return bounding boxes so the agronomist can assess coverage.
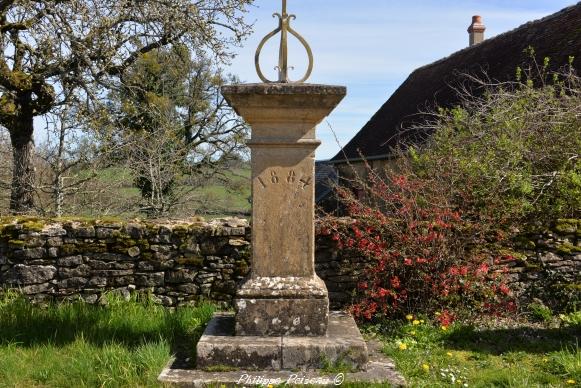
[0,165,252,219]
[41,166,251,219]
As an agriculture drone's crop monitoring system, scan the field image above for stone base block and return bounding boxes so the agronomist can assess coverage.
[160,330,406,387]
[282,311,368,370]
[196,313,281,371]
[196,311,367,371]
[235,276,329,336]
[235,298,328,336]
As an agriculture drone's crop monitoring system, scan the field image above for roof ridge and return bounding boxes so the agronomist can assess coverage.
[412,2,581,74]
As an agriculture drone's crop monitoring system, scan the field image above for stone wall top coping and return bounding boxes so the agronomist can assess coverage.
[0,217,250,234]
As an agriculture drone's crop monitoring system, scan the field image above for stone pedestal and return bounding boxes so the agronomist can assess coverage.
[222,84,346,337]
[179,83,400,379]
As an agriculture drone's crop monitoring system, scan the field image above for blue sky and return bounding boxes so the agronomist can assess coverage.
[228,0,578,160]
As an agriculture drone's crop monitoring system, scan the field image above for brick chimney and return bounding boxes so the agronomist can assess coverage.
[468,15,486,46]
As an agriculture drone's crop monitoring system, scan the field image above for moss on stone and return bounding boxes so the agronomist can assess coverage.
[556,243,580,255]
[92,216,124,226]
[172,225,190,237]
[523,262,542,271]
[144,223,160,234]
[552,283,581,291]
[112,236,137,248]
[564,283,581,291]
[55,215,122,226]
[136,239,150,250]
[554,219,579,234]
[499,249,527,261]
[7,239,25,248]
[59,244,78,255]
[78,242,108,253]
[176,256,204,266]
[202,365,240,372]
[513,235,536,249]
[14,217,46,232]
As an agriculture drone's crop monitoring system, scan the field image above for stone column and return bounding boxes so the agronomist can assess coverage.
[222,83,346,337]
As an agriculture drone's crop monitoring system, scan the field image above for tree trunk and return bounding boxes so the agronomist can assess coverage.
[9,115,35,214]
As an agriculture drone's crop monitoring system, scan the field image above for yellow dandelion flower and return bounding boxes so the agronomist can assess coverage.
[566,379,576,385]
[398,343,408,350]
[406,314,414,321]
[447,352,453,356]
[413,320,420,325]
[441,325,448,331]
[422,363,430,372]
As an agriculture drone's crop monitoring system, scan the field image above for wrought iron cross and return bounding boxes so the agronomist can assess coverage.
[255,0,314,83]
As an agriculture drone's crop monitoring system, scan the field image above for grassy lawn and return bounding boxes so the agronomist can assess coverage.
[371,315,580,387]
[1,293,579,387]
[0,293,215,387]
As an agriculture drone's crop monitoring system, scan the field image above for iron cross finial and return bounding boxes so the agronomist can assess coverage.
[255,0,314,83]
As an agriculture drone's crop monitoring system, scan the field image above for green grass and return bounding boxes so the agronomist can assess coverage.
[2,293,578,387]
[0,292,216,387]
[370,315,581,387]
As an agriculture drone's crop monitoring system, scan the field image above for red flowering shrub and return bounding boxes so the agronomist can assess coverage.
[321,163,516,321]
[322,65,581,321]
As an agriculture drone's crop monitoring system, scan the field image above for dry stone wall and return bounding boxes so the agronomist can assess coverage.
[0,218,579,309]
[0,218,251,306]
[506,219,580,310]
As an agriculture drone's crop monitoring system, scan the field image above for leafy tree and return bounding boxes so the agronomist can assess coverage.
[99,46,248,216]
[0,0,253,213]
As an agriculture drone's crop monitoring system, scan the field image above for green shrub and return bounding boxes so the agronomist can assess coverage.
[559,311,581,327]
[410,62,580,227]
[529,302,554,322]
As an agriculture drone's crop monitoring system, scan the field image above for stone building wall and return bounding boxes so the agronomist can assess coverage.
[0,217,579,309]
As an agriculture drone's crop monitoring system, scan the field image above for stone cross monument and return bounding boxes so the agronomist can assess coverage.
[193,0,369,373]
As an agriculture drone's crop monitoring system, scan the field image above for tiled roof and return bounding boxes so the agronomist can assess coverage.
[332,3,581,162]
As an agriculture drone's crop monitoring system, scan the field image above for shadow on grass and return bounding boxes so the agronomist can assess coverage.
[444,325,580,355]
[0,294,214,361]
